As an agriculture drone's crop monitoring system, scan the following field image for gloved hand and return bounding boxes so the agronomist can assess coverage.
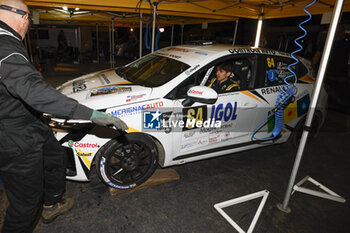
[90,110,128,131]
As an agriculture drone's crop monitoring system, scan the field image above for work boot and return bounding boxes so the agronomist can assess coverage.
[41,198,74,223]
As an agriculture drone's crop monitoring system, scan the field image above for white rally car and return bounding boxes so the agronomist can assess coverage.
[49,44,328,189]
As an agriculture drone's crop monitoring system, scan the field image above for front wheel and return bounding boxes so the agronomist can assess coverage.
[96,133,159,189]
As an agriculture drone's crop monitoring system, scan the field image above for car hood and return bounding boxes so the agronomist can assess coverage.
[57,69,152,109]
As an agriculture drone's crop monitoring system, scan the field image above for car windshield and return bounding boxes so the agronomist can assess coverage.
[115,55,190,87]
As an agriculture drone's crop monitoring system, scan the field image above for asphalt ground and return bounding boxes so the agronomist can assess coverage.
[29,109,350,233]
[0,62,349,232]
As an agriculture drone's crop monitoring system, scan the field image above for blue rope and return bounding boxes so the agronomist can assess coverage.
[252,0,316,141]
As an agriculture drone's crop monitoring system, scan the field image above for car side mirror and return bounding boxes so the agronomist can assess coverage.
[182,86,218,107]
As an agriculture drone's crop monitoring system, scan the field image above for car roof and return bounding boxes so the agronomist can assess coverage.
[154,44,291,66]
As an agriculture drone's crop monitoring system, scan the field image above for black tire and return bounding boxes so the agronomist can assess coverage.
[95,133,159,189]
[289,113,321,148]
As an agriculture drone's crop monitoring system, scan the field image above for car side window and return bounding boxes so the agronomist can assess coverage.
[204,58,253,92]
[297,62,308,78]
[261,55,297,87]
[166,69,208,99]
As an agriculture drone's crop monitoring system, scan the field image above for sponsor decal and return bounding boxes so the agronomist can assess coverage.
[229,48,277,55]
[277,61,288,69]
[195,51,208,56]
[267,69,277,82]
[111,101,164,118]
[167,48,190,52]
[188,89,203,95]
[268,94,310,132]
[91,86,131,96]
[183,130,196,138]
[266,61,295,80]
[155,52,181,59]
[209,134,220,144]
[296,94,310,116]
[100,157,136,189]
[267,57,275,68]
[185,65,200,75]
[181,141,197,150]
[261,86,281,95]
[276,69,292,78]
[183,106,208,131]
[68,140,99,148]
[180,137,209,152]
[126,94,146,102]
[210,102,238,122]
[221,132,233,142]
[76,152,93,157]
[72,80,87,93]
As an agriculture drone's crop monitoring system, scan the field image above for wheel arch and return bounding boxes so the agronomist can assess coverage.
[147,135,166,167]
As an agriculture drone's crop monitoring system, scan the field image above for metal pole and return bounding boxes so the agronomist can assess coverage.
[96,23,99,63]
[74,27,81,64]
[232,19,239,46]
[112,18,115,68]
[254,8,264,48]
[181,23,184,45]
[109,23,112,68]
[139,13,143,58]
[79,27,82,63]
[151,2,157,53]
[279,0,344,212]
[171,24,174,46]
[254,16,263,48]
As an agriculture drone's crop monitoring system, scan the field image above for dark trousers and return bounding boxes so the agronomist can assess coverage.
[0,120,66,233]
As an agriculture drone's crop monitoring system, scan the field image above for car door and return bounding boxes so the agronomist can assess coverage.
[251,54,300,140]
[166,55,259,160]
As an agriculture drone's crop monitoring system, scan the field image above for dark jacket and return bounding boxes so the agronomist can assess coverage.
[208,77,240,94]
[0,20,92,123]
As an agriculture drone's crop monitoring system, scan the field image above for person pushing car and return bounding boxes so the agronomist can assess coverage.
[0,0,128,232]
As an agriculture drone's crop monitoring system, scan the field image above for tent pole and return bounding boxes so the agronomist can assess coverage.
[171,24,174,46]
[96,23,99,63]
[112,18,115,68]
[279,0,344,213]
[139,13,143,58]
[233,19,239,46]
[254,16,263,47]
[151,2,157,52]
[181,23,184,45]
[109,23,112,68]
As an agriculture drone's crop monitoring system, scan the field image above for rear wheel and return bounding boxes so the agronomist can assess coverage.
[96,133,159,189]
[289,114,321,148]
